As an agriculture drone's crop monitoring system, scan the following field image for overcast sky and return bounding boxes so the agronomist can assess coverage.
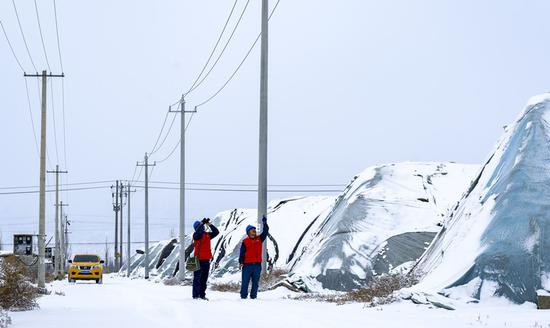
[2,0,550,256]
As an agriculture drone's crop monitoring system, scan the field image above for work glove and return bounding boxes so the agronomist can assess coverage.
[262,216,267,223]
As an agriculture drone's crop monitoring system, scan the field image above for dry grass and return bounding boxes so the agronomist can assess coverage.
[260,268,289,291]
[209,268,290,293]
[210,282,241,292]
[292,273,419,306]
[0,256,40,311]
[163,277,192,286]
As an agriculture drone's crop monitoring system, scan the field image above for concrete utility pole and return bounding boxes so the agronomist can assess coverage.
[119,182,124,269]
[111,181,120,271]
[169,96,196,281]
[258,0,269,273]
[58,201,69,270]
[24,70,64,288]
[63,213,69,264]
[126,183,136,277]
[137,153,155,279]
[47,165,68,279]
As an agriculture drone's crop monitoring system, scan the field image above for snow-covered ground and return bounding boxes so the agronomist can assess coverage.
[8,275,549,328]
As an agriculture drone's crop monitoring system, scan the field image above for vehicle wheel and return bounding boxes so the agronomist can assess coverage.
[68,277,75,283]
[96,277,103,284]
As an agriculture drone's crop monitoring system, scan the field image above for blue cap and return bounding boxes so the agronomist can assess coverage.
[193,221,201,230]
[246,225,256,233]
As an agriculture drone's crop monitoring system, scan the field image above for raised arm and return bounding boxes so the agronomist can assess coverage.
[209,224,220,239]
[259,217,269,242]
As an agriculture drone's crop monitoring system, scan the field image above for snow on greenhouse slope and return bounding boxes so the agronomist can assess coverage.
[210,196,335,279]
[121,163,477,291]
[414,93,550,304]
[123,196,336,281]
[286,162,478,291]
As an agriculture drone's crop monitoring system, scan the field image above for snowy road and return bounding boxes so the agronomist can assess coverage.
[8,275,550,328]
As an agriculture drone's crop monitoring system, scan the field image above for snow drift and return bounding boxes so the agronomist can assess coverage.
[123,162,476,292]
[414,94,550,304]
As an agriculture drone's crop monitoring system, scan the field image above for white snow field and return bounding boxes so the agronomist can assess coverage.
[7,275,549,328]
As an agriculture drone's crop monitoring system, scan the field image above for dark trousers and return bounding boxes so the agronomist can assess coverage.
[192,260,211,299]
[240,263,262,299]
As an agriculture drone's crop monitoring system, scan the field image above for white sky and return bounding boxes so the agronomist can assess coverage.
[1,0,550,255]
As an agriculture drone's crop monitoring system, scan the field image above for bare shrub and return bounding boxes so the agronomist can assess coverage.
[0,310,11,328]
[342,272,418,305]
[210,282,241,292]
[292,273,419,306]
[260,268,289,291]
[45,272,56,284]
[0,256,39,311]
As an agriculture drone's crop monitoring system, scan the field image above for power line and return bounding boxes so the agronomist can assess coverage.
[0,180,113,190]
[129,166,138,183]
[0,20,26,72]
[52,0,68,168]
[130,165,144,186]
[150,181,346,187]
[134,185,342,193]
[0,178,345,190]
[50,79,60,163]
[195,0,281,108]
[184,0,245,96]
[61,78,68,168]
[33,0,52,71]
[0,185,110,195]
[149,111,170,155]
[11,0,38,72]
[0,184,342,195]
[155,112,195,163]
[52,0,64,72]
[150,111,178,156]
[23,79,40,156]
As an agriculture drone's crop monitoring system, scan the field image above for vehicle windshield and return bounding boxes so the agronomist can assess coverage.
[73,255,99,263]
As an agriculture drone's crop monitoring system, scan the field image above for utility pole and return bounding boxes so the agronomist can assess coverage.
[24,70,64,288]
[137,153,155,279]
[258,0,269,273]
[47,165,68,279]
[63,213,70,264]
[169,96,196,281]
[111,181,121,271]
[104,237,109,273]
[125,183,136,277]
[58,201,69,271]
[119,182,125,269]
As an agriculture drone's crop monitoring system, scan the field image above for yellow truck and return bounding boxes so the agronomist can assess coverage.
[68,254,104,284]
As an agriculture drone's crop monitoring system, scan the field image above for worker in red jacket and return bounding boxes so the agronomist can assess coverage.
[239,216,269,299]
[192,218,219,300]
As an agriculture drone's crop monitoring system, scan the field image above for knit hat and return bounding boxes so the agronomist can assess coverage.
[246,225,256,233]
[193,221,201,230]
